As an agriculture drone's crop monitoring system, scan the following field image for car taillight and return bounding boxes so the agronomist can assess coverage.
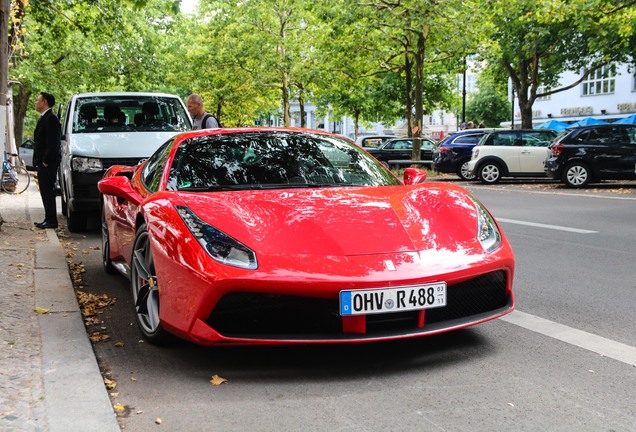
[551,144,564,156]
[439,147,451,153]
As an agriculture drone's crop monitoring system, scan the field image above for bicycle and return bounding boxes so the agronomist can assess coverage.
[1,150,31,194]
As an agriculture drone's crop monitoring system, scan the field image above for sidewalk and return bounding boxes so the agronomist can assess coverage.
[0,180,120,432]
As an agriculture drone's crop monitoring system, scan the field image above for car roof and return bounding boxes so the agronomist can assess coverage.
[72,92,181,99]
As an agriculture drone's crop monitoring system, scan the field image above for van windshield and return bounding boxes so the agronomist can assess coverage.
[72,95,191,133]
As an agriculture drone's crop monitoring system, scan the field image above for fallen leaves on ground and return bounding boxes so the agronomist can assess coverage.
[34,306,50,314]
[89,331,111,343]
[210,374,228,385]
[103,376,117,390]
[76,291,116,328]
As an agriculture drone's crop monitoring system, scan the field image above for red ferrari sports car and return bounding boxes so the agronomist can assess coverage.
[98,128,514,345]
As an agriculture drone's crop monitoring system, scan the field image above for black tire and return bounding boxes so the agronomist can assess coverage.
[61,192,68,217]
[101,204,117,274]
[59,169,68,216]
[131,224,173,345]
[478,162,503,184]
[562,162,591,188]
[66,208,87,232]
[2,163,30,194]
[457,161,476,181]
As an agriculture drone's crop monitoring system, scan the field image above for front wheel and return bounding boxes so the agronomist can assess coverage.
[2,163,30,194]
[478,162,502,184]
[101,204,116,274]
[562,162,591,188]
[131,224,173,345]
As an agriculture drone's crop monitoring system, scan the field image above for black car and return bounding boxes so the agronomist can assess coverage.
[433,129,494,180]
[366,137,435,165]
[544,124,636,188]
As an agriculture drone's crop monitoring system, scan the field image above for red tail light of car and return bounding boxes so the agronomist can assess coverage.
[438,147,451,153]
[550,144,564,156]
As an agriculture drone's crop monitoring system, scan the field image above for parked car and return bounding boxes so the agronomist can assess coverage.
[433,129,495,180]
[98,128,514,345]
[58,92,191,232]
[354,135,396,148]
[19,138,35,170]
[467,129,559,184]
[544,124,636,188]
[366,137,436,165]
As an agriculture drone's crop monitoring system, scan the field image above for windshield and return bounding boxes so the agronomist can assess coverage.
[72,95,191,133]
[167,131,400,191]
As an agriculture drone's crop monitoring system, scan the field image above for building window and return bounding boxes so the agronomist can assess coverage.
[582,64,616,96]
[536,86,550,101]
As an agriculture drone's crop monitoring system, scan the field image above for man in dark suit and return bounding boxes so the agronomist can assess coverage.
[33,92,62,229]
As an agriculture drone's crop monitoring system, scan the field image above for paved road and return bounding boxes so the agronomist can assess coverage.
[60,180,636,431]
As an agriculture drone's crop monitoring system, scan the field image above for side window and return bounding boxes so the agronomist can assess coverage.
[626,128,636,145]
[524,132,554,147]
[384,141,396,150]
[455,134,483,145]
[141,139,175,192]
[587,128,617,145]
[492,133,516,146]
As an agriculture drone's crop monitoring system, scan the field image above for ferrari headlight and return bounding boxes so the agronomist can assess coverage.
[470,197,502,253]
[72,156,103,173]
[176,206,258,270]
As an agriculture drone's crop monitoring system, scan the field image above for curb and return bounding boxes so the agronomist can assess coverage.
[28,185,121,431]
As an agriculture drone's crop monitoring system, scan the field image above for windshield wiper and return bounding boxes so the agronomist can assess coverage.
[177,185,248,191]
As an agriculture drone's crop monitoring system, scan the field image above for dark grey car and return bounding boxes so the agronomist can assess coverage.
[544,124,636,187]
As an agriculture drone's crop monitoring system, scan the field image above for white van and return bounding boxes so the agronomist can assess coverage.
[59,92,191,231]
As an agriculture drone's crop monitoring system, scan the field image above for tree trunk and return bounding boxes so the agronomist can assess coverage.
[412,28,428,161]
[354,110,360,139]
[404,38,413,138]
[297,83,306,128]
[13,84,31,145]
[282,69,291,126]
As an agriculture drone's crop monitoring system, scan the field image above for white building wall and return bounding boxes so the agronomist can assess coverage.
[518,63,636,126]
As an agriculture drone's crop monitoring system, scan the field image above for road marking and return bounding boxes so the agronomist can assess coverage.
[497,218,598,234]
[502,310,636,367]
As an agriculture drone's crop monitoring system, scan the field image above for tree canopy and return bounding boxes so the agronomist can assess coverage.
[6,0,636,145]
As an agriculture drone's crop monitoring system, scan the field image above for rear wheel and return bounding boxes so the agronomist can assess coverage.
[478,162,503,184]
[131,224,173,345]
[562,162,591,188]
[457,161,476,181]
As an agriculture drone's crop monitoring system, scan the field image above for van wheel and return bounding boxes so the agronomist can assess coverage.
[61,191,68,217]
[479,162,502,184]
[67,208,87,232]
[562,162,591,188]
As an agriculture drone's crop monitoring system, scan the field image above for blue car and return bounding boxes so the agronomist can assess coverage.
[433,129,494,180]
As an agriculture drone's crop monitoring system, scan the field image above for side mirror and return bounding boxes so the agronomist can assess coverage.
[403,167,427,185]
[98,175,143,206]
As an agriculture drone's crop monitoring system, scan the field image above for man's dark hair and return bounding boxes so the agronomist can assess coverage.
[40,92,55,108]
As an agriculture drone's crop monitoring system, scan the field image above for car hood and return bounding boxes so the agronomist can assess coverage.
[169,184,483,257]
[66,132,177,158]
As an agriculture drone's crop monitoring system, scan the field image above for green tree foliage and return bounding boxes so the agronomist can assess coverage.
[9,0,180,143]
[482,0,636,128]
[465,62,511,128]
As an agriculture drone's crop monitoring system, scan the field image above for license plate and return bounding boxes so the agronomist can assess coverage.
[340,282,447,316]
